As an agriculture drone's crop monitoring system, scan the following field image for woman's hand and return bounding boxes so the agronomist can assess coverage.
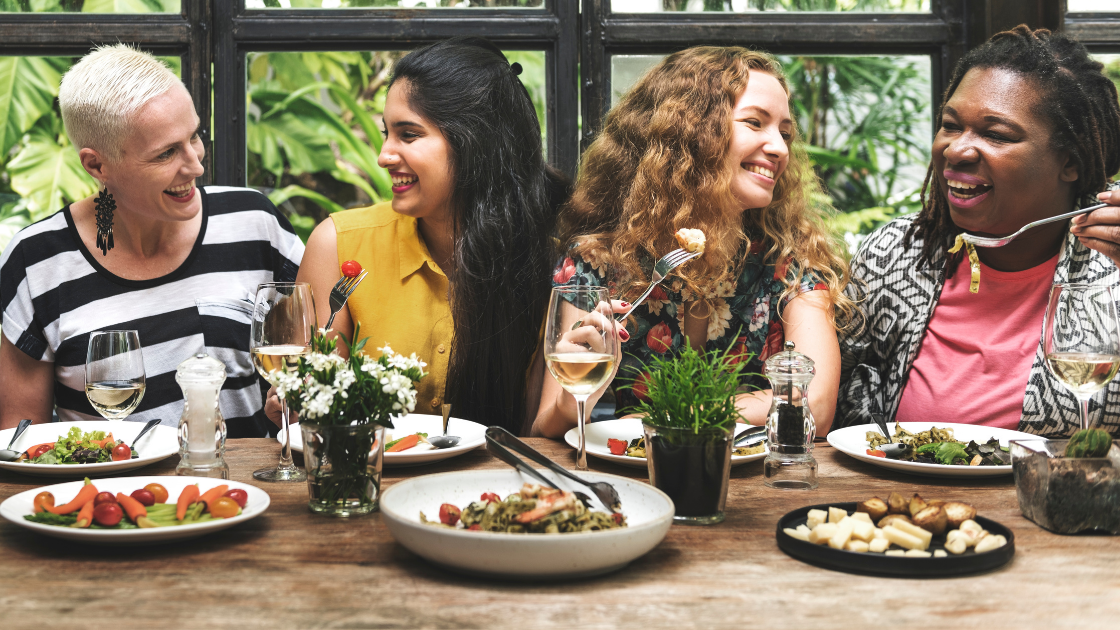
[263,386,296,428]
[1070,189,1120,268]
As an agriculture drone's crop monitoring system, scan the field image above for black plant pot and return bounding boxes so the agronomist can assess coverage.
[643,424,732,525]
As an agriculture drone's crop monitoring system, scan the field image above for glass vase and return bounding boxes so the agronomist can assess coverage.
[643,423,732,525]
[300,422,385,517]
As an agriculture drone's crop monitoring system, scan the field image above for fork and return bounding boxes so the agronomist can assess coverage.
[325,270,367,330]
[960,203,1108,248]
[614,248,701,324]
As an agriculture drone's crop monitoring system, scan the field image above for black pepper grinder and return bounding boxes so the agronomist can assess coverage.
[763,341,818,489]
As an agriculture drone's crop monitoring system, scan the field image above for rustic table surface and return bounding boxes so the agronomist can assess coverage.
[0,439,1117,629]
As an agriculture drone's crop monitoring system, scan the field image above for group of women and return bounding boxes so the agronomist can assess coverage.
[2,26,1119,440]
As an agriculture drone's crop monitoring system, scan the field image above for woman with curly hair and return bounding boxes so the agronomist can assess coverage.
[532,46,854,438]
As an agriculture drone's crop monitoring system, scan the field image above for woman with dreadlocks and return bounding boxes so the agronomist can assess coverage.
[837,25,1120,437]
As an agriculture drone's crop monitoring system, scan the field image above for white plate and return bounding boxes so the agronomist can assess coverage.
[563,418,768,469]
[0,421,179,477]
[0,475,270,544]
[827,421,1045,477]
[278,414,486,466]
[380,468,674,579]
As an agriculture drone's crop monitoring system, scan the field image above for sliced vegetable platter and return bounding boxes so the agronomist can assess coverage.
[0,476,270,544]
[563,418,767,469]
[279,414,487,466]
[827,421,1042,477]
[0,421,179,477]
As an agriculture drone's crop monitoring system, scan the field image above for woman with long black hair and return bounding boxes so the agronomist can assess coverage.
[275,37,568,435]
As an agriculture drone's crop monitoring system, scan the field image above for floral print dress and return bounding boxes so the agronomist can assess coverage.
[553,239,828,413]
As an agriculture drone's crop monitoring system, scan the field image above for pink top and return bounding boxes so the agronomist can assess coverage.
[896,250,1060,431]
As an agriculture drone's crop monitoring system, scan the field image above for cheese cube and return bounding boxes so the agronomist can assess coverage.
[884,550,906,557]
[873,527,886,539]
[850,512,873,524]
[795,524,811,536]
[890,519,934,547]
[904,549,932,558]
[808,522,838,545]
[933,549,948,558]
[882,525,928,551]
[868,538,890,553]
[783,527,810,542]
[851,520,876,542]
[845,540,870,553]
[828,520,856,549]
[828,507,848,523]
[806,509,828,529]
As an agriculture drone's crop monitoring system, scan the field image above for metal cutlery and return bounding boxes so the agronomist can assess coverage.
[871,414,911,460]
[961,202,1107,248]
[486,426,621,513]
[129,418,162,458]
[615,248,701,324]
[0,419,32,462]
[428,403,461,449]
[734,424,766,448]
[325,270,368,330]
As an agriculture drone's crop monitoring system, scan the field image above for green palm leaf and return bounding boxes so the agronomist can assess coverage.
[7,127,97,220]
[0,56,64,158]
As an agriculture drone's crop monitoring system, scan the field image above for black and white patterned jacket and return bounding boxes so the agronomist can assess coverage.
[837,215,1120,437]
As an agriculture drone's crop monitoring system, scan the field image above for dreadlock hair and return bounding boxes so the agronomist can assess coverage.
[905,24,1120,268]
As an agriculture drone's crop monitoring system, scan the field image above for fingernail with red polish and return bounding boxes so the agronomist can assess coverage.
[620,329,630,341]
[620,302,629,307]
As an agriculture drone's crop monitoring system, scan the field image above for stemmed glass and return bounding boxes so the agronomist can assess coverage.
[251,282,316,482]
[85,330,146,421]
[1042,283,1120,431]
[544,286,619,470]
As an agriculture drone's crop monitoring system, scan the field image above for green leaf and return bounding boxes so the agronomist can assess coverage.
[7,128,97,219]
[267,184,346,215]
[81,0,174,12]
[0,56,64,158]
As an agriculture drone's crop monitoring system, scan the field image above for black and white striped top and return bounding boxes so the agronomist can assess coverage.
[0,186,304,437]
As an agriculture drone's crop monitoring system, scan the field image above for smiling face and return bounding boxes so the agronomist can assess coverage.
[933,67,1078,236]
[378,81,454,224]
[98,84,205,222]
[728,71,792,211]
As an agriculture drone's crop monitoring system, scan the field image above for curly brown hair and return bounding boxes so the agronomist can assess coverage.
[560,46,854,327]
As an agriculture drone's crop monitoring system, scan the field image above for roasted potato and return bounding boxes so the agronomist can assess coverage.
[926,499,946,508]
[887,491,908,514]
[856,497,889,522]
[942,501,977,529]
[912,505,948,535]
[877,513,913,529]
[908,493,928,517]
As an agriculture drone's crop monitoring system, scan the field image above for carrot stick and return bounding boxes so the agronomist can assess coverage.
[115,493,147,522]
[72,499,95,528]
[387,434,420,453]
[176,484,200,521]
[197,485,229,512]
[44,483,98,515]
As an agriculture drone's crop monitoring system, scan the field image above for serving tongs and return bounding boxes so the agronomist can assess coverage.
[485,426,622,513]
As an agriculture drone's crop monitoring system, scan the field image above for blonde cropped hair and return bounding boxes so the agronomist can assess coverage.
[59,44,181,161]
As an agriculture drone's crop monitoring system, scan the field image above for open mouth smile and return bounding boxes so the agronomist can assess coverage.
[391,172,418,193]
[163,181,195,201]
[744,163,776,183]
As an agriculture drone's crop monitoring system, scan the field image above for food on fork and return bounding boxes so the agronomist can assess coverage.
[674,228,706,254]
[947,235,981,294]
[340,259,363,278]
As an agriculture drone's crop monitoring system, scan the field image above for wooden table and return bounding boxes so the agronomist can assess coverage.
[1,440,1117,630]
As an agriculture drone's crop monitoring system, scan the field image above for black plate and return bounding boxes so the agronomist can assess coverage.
[776,502,1015,577]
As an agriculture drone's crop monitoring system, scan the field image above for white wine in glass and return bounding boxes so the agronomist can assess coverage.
[544,286,619,470]
[1042,283,1120,430]
[251,282,317,482]
[85,330,146,421]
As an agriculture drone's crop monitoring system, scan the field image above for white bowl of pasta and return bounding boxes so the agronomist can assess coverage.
[380,469,675,579]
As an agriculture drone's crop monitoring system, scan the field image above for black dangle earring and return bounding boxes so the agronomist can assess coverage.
[94,185,115,256]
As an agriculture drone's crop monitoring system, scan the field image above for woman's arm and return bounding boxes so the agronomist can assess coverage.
[0,335,55,429]
[733,290,838,436]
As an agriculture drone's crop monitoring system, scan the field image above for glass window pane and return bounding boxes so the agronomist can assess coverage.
[0,0,179,13]
[612,0,928,13]
[609,53,932,251]
[246,1,542,8]
[1069,1,1120,11]
[247,50,547,241]
[1095,54,1120,93]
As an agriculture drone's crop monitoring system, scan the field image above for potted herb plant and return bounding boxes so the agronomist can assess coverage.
[271,324,427,516]
[625,343,752,525]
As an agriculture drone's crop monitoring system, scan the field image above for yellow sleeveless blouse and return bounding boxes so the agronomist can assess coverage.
[332,202,453,414]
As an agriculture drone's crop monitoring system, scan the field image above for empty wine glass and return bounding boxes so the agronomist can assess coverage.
[1042,283,1120,431]
[85,330,146,421]
[251,282,316,482]
[544,286,620,470]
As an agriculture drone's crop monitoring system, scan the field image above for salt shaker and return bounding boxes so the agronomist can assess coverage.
[174,352,229,479]
[763,341,818,489]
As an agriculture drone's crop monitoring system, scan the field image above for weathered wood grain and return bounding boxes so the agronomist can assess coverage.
[0,439,1117,630]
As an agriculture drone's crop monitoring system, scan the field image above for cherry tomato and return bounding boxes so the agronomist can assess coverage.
[467,524,481,531]
[866,449,886,458]
[93,491,118,506]
[130,489,156,506]
[209,496,240,519]
[223,489,248,508]
[92,503,123,527]
[33,492,54,514]
[439,503,461,526]
[340,260,362,278]
[28,444,53,459]
[144,483,169,503]
[480,492,500,503]
[607,438,628,455]
[111,443,131,461]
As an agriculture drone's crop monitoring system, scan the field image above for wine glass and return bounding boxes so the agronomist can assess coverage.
[251,282,316,482]
[85,330,146,421]
[1042,282,1120,431]
[544,286,619,470]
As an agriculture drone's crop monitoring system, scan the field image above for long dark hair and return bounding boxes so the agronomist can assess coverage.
[389,37,569,434]
[906,25,1120,269]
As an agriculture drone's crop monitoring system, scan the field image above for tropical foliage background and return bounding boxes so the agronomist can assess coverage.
[0,0,1118,256]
